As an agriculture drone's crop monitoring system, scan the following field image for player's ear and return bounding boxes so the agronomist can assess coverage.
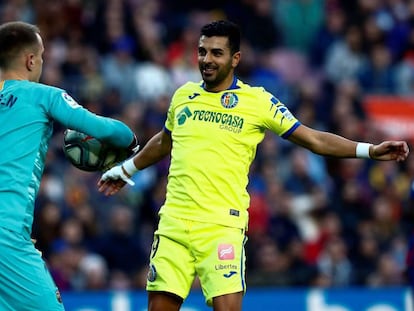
[25,54,35,71]
[232,51,241,68]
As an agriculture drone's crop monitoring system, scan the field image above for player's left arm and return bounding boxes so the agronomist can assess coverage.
[48,89,135,148]
[287,124,409,161]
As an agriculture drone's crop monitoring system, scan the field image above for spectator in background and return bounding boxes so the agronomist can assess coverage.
[367,252,406,286]
[394,27,414,96]
[369,195,402,249]
[165,11,203,88]
[32,201,63,258]
[90,0,136,55]
[310,5,347,69]
[100,35,139,104]
[351,233,381,285]
[272,0,324,54]
[357,43,396,94]
[248,237,292,287]
[239,0,281,52]
[317,236,353,287]
[405,231,414,288]
[76,253,109,290]
[331,158,373,232]
[324,24,367,84]
[92,205,147,287]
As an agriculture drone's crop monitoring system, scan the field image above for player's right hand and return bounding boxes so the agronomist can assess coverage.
[98,164,134,196]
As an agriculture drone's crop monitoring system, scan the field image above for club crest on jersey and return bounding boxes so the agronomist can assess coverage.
[220,92,238,109]
[62,92,81,109]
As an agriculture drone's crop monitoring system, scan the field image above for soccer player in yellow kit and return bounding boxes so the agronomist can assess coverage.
[98,20,409,311]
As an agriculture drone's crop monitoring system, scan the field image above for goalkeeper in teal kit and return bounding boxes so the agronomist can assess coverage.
[0,21,137,310]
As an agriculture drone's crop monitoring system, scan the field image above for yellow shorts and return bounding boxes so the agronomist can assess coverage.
[146,214,247,306]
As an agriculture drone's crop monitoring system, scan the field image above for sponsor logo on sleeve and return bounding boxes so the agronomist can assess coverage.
[269,96,294,123]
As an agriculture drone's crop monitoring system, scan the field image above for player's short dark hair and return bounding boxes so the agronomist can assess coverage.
[200,20,241,55]
[0,21,40,69]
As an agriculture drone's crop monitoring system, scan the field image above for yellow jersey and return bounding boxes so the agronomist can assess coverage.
[161,77,300,229]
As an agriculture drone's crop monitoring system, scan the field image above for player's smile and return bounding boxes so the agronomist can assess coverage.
[202,65,217,76]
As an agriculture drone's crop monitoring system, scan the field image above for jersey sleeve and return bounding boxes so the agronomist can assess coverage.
[165,87,183,132]
[47,89,134,148]
[259,89,301,138]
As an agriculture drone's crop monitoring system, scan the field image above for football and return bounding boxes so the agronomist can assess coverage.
[62,129,133,172]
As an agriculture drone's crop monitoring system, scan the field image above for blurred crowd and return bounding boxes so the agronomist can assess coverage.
[2,0,414,291]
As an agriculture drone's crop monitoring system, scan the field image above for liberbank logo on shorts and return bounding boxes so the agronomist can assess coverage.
[218,244,235,260]
[176,106,244,133]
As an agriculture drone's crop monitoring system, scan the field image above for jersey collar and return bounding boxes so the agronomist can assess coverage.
[201,76,240,92]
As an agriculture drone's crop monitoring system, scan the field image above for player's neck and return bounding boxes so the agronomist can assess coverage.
[204,74,235,92]
[0,70,28,82]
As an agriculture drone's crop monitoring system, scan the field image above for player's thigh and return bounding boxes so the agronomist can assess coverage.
[193,223,247,306]
[0,227,64,311]
[146,215,196,301]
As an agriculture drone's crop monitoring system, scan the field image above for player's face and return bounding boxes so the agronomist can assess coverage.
[198,35,240,92]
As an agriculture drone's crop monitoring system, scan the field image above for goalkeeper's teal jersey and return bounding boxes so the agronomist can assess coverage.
[0,80,134,237]
[162,77,301,229]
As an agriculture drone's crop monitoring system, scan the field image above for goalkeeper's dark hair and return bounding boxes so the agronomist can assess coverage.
[200,20,241,55]
[0,21,41,69]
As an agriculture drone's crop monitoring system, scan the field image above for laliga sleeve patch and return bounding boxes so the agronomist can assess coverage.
[62,92,81,109]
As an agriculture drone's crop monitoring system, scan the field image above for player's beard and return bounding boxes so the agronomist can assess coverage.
[200,61,233,91]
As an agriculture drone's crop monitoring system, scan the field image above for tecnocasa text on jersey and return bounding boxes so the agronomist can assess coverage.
[192,109,244,133]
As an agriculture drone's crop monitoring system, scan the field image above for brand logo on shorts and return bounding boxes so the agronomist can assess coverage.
[147,264,157,282]
[218,244,235,260]
[223,271,237,278]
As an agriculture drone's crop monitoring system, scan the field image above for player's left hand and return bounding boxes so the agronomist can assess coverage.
[371,141,409,162]
[98,164,134,196]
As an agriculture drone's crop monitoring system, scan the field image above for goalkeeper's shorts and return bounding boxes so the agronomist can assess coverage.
[0,226,64,310]
[146,214,247,306]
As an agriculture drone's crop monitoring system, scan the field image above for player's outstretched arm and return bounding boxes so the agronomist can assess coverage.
[288,125,409,162]
[98,129,172,196]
